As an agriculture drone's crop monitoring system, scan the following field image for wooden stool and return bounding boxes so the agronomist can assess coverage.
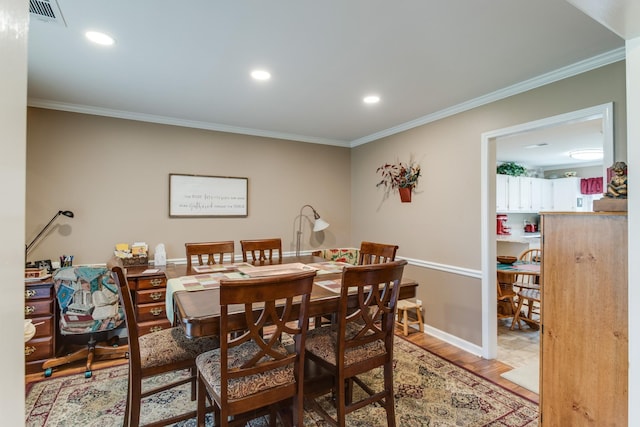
[396,299,424,336]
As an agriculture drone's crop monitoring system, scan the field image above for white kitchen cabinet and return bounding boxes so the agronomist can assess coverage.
[496,174,509,212]
[497,175,583,212]
[540,178,553,210]
[507,176,522,211]
[551,177,584,211]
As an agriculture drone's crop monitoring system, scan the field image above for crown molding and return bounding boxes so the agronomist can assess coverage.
[26,98,351,148]
[350,47,626,147]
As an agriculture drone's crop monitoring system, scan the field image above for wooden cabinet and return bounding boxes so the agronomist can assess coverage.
[24,279,56,374]
[125,269,171,335]
[540,212,627,426]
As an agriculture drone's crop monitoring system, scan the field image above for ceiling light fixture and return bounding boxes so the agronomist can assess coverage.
[524,143,549,149]
[363,95,380,104]
[569,149,603,160]
[251,70,271,81]
[85,31,115,46]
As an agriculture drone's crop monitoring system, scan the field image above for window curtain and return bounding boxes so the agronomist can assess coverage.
[580,177,603,195]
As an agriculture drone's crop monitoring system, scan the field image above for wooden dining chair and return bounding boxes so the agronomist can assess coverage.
[510,248,542,330]
[240,238,282,265]
[358,241,399,265]
[185,241,235,273]
[515,248,541,287]
[304,259,407,427]
[195,270,316,427]
[511,285,541,330]
[111,266,219,427]
[497,279,521,328]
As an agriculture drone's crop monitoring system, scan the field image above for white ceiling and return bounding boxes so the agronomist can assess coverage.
[27,0,624,149]
[496,118,605,170]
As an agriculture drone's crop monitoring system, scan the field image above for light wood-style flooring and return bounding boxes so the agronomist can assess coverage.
[26,326,538,404]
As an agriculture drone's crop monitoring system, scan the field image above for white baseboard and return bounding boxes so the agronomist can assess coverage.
[419,323,484,358]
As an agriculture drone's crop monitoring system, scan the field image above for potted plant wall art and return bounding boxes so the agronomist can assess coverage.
[376,158,421,202]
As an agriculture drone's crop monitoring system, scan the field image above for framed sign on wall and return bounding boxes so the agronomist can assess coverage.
[169,173,248,217]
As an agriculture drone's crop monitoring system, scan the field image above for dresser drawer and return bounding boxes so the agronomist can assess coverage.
[136,288,166,304]
[135,276,166,291]
[29,316,54,339]
[24,299,54,317]
[137,319,172,336]
[25,284,54,301]
[24,336,54,362]
[136,302,167,322]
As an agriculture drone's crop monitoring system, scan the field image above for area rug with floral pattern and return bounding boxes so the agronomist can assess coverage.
[26,336,538,426]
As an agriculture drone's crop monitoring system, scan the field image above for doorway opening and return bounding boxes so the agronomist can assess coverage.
[479,102,614,360]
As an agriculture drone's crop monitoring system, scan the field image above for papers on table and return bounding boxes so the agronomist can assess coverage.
[299,261,351,275]
[177,273,225,291]
[236,262,316,277]
[141,268,161,275]
[192,265,227,273]
[315,279,343,293]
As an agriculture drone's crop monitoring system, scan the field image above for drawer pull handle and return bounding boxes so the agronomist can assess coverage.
[150,279,164,287]
[150,292,163,301]
[25,346,36,356]
[150,308,163,316]
[149,326,164,333]
[25,306,35,315]
[25,290,37,298]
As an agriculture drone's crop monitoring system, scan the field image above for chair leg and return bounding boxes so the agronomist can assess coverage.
[383,361,396,427]
[402,309,409,336]
[197,375,207,427]
[511,298,525,330]
[123,379,131,427]
[129,371,142,427]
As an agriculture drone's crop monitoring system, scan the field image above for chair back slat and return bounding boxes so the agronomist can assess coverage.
[358,241,399,265]
[338,260,407,355]
[240,238,282,264]
[218,269,315,400]
[111,266,142,375]
[185,241,235,273]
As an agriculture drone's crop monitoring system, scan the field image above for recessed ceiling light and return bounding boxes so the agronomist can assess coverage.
[85,31,115,46]
[251,70,271,81]
[363,95,380,104]
[569,149,603,160]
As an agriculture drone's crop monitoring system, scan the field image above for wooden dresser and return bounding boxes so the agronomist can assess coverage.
[24,278,56,374]
[540,212,627,426]
[124,267,172,335]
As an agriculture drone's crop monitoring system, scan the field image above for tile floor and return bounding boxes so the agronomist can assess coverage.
[497,318,539,369]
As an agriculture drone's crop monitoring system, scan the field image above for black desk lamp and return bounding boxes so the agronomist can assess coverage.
[25,210,74,259]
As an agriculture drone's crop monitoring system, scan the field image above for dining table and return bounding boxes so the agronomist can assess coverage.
[165,255,418,338]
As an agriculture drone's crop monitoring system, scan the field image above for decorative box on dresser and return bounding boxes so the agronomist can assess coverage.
[124,267,172,335]
[24,278,56,374]
[540,212,627,426]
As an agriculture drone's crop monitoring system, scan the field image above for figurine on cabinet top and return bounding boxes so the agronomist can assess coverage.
[604,161,627,199]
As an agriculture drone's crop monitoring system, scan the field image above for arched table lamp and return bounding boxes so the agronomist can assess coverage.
[25,210,74,259]
[295,204,329,256]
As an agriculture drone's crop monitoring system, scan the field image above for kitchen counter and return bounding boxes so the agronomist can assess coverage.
[497,233,541,255]
[497,233,540,243]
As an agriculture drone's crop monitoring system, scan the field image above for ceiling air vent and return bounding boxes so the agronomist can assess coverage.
[29,0,67,26]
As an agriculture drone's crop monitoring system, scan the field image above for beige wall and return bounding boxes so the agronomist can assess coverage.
[26,109,351,264]
[351,60,626,346]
